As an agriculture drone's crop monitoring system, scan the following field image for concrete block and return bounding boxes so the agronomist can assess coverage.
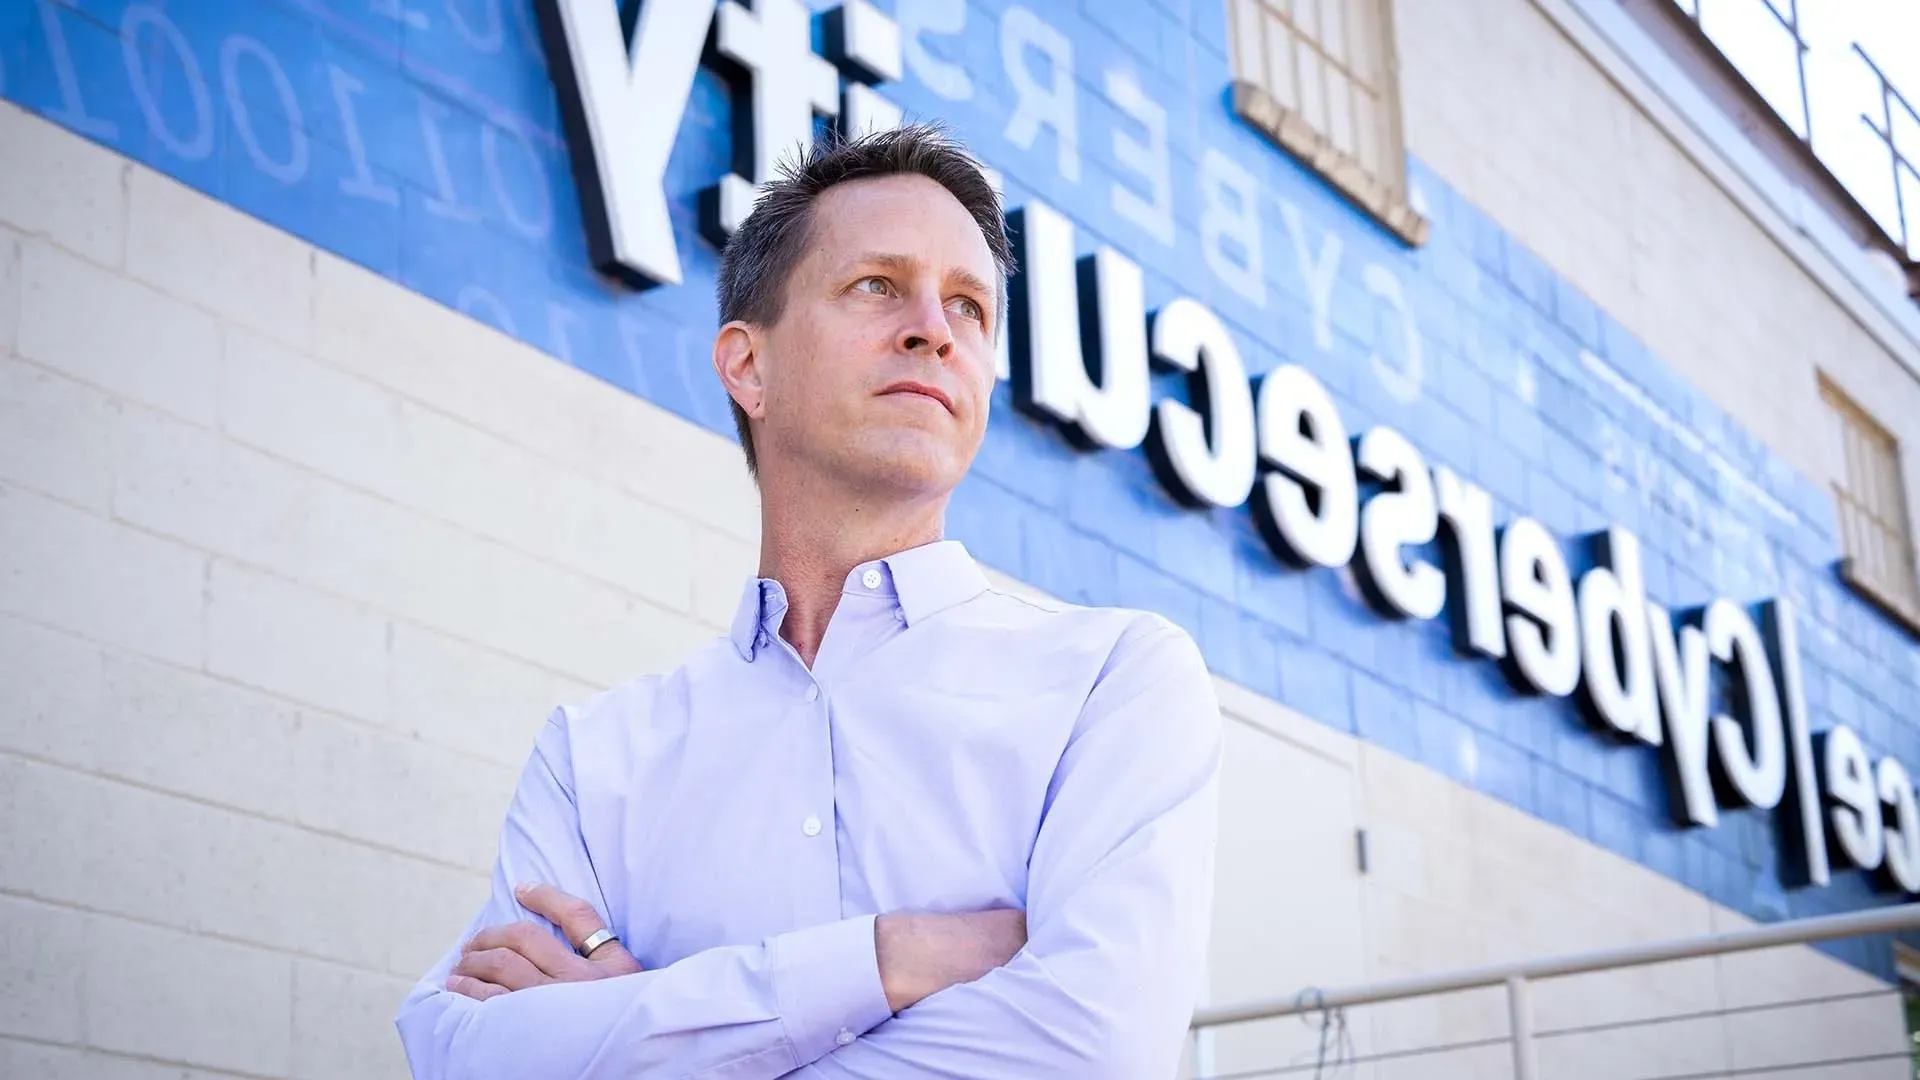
[82,914,292,1076]
[1112,549,1202,644]
[0,102,125,267]
[218,327,404,497]
[125,167,313,350]
[0,614,103,767]
[382,855,491,979]
[686,525,757,631]
[1019,505,1119,609]
[0,756,226,939]
[0,894,86,1044]
[0,1039,238,1080]
[291,960,414,1080]
[16,239,221,425]
[111,415,697,686]
[0,483,205,667]
[1352,670,1420,762]
[1276,638,1353,733]
[92,650,302,823]
[390,622,562,766]
[0,225,19,354]
[947,472,1031,582]
[0,355,118,511]
[309,252,759,544]
[207,559,390,724]
[223,332,694,610]
[548,468,697,614]
[290,717,514,872]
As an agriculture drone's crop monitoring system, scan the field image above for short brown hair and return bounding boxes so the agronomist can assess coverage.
[714,124,1015,478]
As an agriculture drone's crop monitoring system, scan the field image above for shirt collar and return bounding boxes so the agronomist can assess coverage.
[875,540,989,627]
[726,540,989,661]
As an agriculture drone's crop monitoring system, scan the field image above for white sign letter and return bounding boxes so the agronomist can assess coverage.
[1146,298,1256,509]
[1105,67,1172,245]
[1001,6,1079,182]
[1009,204,1150,451]
[1363,262,1423,403]
[1705,598,1787,811]
[1281,199,1340,351]
[898,0,972,100]
[1253,365,1357,569]
[1355,427,1444,621]
[707,0,843,235]
[1199,149,1265,307]
[535,0,715,286]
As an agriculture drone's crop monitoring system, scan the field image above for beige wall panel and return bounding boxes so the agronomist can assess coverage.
[1396,0,1920,530]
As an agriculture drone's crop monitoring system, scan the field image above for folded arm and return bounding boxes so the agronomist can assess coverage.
[799,616,1224,1079]
[394,710,893,1080]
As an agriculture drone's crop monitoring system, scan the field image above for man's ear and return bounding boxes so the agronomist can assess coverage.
[713,322,765,419]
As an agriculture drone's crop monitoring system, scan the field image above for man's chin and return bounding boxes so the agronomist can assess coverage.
[837,444,967,496]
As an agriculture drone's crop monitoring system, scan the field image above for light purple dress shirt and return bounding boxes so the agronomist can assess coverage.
[395,540,1222,1079]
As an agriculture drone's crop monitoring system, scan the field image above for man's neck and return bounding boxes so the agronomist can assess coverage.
[755,473,947,668]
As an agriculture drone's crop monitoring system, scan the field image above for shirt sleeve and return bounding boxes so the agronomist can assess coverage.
[394,709,895,1080]
[795,615,1224,1080]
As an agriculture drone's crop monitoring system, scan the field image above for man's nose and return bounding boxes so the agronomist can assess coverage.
[897,292,955,359]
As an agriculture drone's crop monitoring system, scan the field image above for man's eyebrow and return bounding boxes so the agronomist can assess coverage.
[847,252,994,299]
[944,266,996,303]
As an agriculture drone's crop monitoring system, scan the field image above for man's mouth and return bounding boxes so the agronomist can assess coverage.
[879,380,955,414]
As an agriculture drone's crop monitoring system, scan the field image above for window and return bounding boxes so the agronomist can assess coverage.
[1823,375,1920,630]
[1227,0,1428,245]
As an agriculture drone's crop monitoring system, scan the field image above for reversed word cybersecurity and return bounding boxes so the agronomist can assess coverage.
[1007,194,1914,896]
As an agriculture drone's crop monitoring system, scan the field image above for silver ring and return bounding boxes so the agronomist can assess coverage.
[578,927,619,958]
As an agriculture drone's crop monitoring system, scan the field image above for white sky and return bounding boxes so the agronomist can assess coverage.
[1691,0,1920,256]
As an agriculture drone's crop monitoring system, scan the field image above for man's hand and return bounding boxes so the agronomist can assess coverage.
[874,908,1028,1014]
[445,883,642,1001]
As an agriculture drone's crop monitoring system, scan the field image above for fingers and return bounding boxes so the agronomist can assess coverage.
[452,946,551,992]
[514,882,607,952]
[445,973,510,1001]
[464,920,586,980]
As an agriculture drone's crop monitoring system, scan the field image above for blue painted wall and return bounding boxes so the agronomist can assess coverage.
[6,0,1918,976]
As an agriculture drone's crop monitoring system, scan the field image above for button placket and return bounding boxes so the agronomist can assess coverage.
[791,663,840,924]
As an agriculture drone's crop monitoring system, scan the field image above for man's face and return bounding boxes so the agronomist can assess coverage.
[728,174,1000,498]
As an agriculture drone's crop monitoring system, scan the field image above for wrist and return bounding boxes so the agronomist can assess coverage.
[873,914,925,1013]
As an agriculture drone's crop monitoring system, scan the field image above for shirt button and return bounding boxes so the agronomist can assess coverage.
[861,568,882,589]
[804,684,819,703]
[802,815,823,837]
[835,1028,855,1046]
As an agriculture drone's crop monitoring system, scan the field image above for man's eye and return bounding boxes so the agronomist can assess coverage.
[949,296,983,321]
[855,276,891,295]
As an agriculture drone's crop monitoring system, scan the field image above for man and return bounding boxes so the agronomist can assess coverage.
[395,125,1222,1079]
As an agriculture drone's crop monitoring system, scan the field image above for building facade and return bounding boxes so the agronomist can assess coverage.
[4,0,1920,1076]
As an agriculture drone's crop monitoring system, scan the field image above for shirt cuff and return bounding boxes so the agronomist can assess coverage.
[767,913,893,1067]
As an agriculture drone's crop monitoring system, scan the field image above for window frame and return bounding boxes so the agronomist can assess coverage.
[1821,373,1920,635]
[1227,0,1430,245]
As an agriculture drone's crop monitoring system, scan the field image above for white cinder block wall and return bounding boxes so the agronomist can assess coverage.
[0,78,1906,1080]
[0,98,758,1078]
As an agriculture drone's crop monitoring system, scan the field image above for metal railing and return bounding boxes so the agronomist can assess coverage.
[1673,0,1814,143]
[1856,43,1920,262]
[1191,903,1920,1080]
[1668,0,1919,267]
